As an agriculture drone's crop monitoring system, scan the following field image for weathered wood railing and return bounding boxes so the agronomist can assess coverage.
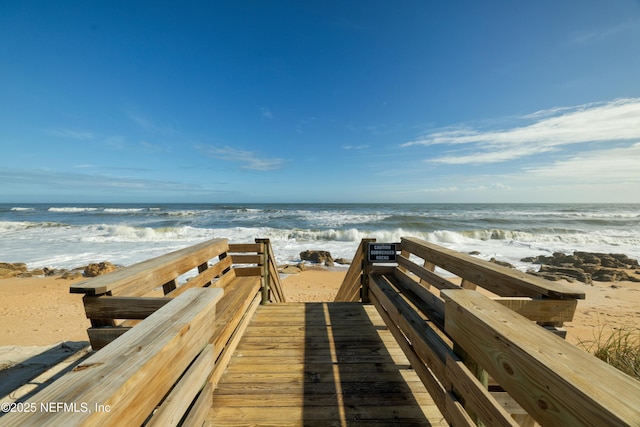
[3,288,224,426]
[3,237,285,425]
[337,237,640,426]
[70,237,285,350]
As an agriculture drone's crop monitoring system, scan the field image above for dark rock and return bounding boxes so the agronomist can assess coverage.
[0,262,27,272]
[537,265,592,284]
[60,271,83,280]
[278,263,306,275]
[300,250,334,266]
[592,269,640,283]
[468,251,481,256]
[334,258,351,265]
[278,265,300,274]
[522,251,640,285]
[84,261,118,277]
[489,258,515,268]
[0,262,29,279]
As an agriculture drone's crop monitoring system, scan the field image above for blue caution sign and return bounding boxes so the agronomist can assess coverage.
[367,243,398,262]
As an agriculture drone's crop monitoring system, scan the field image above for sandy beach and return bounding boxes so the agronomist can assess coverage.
[1,268,638,348]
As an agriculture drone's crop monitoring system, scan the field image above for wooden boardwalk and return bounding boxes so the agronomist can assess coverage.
[208,302,447,426]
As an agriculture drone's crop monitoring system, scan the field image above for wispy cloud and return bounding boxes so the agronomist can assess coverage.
[523,143,640,183]
[197,145,285,171]
[343,144,370,150]
[0,168,196,192]
[403,98,640,165]
[421,183,512,193]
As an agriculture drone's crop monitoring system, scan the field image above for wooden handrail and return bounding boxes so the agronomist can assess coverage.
[369,272,640,426]
[359,236,610,425]
[2,288,224,426]
[70,238,230,296]
[401,236,585,299]
[443,289,640,426]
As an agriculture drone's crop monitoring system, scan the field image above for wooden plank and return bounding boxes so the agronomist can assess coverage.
[228,243,260,253]
[493,297,577,323]
[402,237,585,299]
[233,266,262,277]
[210,302,446,426]
[162,279,177,294]
[267,253,286,302]
[442,289,640,426]
[368,274,450,379]
[209,405,443,425]
[2,288,223,426]
[147,344,216,426]
[211,268,237,289]
[445,354,519,427]
[397,255,459,290]
[334,238,374,302]
[211,276,261,357]
[83,296,169,319]
[230,254,261,264]
[209,293,261,388]
[87,326,132,350]
[390,269,446,327]
[370,292,448,415]
[70,238,229,296]
[181,381,212,427]
[165,256,232,298]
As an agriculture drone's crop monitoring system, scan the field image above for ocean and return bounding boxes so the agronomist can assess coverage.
[1,203,639,273]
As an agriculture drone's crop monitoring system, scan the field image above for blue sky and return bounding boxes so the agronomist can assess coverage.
[2,1,640,203]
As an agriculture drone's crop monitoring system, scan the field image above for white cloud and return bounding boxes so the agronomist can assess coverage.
[343,145,370,150]
[421,182,512,193]
[523,143,640,183]
[198,145,284,171]
[404,98,640,165]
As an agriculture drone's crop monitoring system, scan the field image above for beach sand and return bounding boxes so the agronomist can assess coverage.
[1,269,639,401]
[1,269,639,346]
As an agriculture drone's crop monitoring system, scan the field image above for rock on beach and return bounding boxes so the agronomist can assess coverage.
[523,251,640,284]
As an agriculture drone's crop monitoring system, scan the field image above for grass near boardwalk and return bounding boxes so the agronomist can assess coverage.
[578,323,640,381]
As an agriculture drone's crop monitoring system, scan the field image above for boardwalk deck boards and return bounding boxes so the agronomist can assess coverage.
[209,303,448,426]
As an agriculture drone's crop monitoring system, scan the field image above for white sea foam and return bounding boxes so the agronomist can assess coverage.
[2,203,639,271]
[103,208,146,213]
[48,207,99,213]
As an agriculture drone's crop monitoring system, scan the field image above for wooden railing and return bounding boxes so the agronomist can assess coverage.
[4,237,285,425]
[3,288,224,426]
[337,237,640,426]
[70,237,285,350]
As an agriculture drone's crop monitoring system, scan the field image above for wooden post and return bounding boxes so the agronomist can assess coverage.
[453,342,489,426]
[162,279,177,295]
[256,238,270,305]
[361,241,373,303]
